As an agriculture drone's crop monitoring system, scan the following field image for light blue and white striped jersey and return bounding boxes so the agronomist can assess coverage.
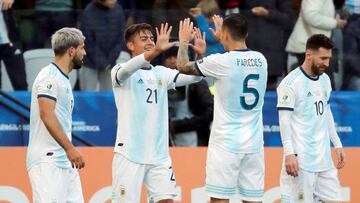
[26,63,74,170]
[111,62,179,164]
[195,49,268,153]
[277,67,334,172]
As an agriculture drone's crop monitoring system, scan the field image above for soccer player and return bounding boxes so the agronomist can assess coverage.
[26,28,86,202]
[110,23,203,203]
[177,15,268,203]
[277,34,346,203]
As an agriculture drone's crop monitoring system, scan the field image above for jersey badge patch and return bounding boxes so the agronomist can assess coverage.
[280,95,290,104]
[298,192,304,201]
[157,80,163,87]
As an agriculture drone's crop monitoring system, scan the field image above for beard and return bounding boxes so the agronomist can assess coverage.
[72,55,83,70]
[311,63,327,76]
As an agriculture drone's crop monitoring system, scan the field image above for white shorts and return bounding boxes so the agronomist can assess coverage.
[28,162,83,203]
[112,153,177,203]
[205,144,264,201]
[280,167,342,203]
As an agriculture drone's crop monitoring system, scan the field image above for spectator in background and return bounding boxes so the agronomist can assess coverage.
[218,0,241,15]
[164,46,213,146]
[285,0,347,89]
[341,0,360,90]
[189,0,225,56]
[32,0,77,48]
[118,0,136,26]
[80,0,125,91]
[240,0,294,90]
[0,0,28,90]
[152,0,200,39]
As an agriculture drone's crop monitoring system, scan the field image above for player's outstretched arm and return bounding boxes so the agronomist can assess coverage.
[38,98,85,169]
[327,105,345,169]
[114,22,176,83]
[177,18,202,76]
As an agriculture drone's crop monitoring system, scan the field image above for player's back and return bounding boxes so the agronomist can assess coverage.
[196,49,267,153]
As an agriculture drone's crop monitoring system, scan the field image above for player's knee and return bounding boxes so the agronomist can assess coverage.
[156,199,173,203]
[210,197,229,203]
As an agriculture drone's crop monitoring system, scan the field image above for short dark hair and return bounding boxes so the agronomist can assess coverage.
[222,13,247,41]
[306,34,333,51]
[124,23,154,43]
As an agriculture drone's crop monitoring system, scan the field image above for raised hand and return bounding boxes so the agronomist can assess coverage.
[209,15,223,42]
[190,27,206,59]
[1,0,14,10]
[179,18,194,44]
[155,23,176,52]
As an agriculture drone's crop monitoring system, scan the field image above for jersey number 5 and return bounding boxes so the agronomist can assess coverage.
[240,74,260,110]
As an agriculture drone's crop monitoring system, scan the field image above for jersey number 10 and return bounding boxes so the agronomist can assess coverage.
[314,100,324,116]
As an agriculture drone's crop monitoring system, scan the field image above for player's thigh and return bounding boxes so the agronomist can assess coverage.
[144,160,177,203]
[238,152,264,202]
[314,168,342,202]
[205,145,238,199]
[28,162,67,203]
[112,153,145,203]
[280,168,315,203]
[66,168,84,203]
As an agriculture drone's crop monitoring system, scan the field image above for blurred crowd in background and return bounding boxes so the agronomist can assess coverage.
[1,0,359,92]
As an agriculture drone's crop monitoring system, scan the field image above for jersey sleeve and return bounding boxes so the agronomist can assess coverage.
[35,75,58,101]
[277,84,296,111]
[160,66,180,90]
[111,53,149,87]
[111,64,122,87]
[195,53,230,79]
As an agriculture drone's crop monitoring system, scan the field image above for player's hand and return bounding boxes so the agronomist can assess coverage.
[251,6,269,17]
[209,15,223,42]
[179,18,194,44]
[190,27,206,59]
[189,7,202,17]
[285,154,299,177]
[335,15,347,28]
[154,23,176,52]
[1,0,14,10]
[335,148,346,169]
[66,147,85,169]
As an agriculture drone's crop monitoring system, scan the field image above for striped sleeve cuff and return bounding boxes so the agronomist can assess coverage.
[37,94,57,101]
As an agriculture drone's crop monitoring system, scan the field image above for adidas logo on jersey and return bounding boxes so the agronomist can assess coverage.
[138,78,144,84]
[307,92,312,97]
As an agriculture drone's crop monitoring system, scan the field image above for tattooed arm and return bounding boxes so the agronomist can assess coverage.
[177,18,203,76]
